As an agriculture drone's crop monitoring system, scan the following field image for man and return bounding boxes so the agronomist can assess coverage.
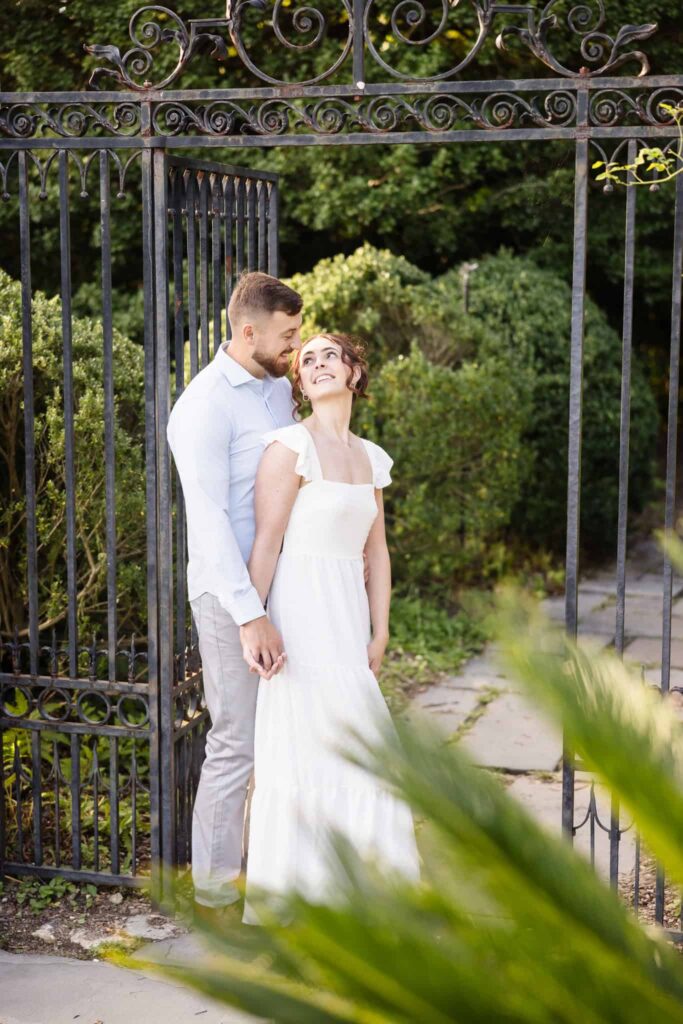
[167,271,303,910]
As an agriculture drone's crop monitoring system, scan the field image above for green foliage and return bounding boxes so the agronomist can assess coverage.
[462,249,659,551]
[143,576,683,1022]
[287,241,489,369]
[377,595,488,714]
[0,267,146,638]
[356,344,529,593]
[15,876,97,915]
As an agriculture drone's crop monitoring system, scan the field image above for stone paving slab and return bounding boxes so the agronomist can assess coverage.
[644,667,683,690]
[578,573,683,597]
[0,949,262,1024]
[461,692,562,772]
[624,636,683,669]
[578,601,668,640]
[507,775,637,882]
[541,592,609,622]
[406,687,480,734]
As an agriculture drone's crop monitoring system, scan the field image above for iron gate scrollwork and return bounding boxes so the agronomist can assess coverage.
[1,0,683,930]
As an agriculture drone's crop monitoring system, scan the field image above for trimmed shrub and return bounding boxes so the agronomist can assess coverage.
[286,241,489,366]
[355,346,528,594]
[455,250,659,552]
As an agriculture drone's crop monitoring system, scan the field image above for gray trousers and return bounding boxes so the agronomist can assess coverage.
[190,593,258,907]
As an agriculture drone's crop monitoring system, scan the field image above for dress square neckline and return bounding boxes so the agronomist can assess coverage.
[301,424,375,488]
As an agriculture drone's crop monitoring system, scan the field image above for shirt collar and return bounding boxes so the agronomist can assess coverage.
[217,344,275,392]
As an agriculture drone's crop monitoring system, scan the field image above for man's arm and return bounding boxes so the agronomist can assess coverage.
[167,398,284,678]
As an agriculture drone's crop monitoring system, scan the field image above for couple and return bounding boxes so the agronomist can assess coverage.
[167,271,421,926]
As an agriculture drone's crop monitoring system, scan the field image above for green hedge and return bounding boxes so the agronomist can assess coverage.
[355,346,528,594]
[459,250,659,552]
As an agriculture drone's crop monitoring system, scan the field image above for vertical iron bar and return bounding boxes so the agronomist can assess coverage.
[609,139,638,890]
[110,736,120,874]
[18,151,39,677]
[198,171,210,367]
[70,733,81,869]
[224,175,234,340]
[100,149,118,682]
[352,0,365,88]
[93,744,100,872]
[0,727,5,880]
[31,730,42,864]
[661,169,683,696]
[236,177,245,278]
[140,122,162,890]
[615,140,637,660]
[14,742,23,860]
[131,742,138,875]
[268,180,279,278]
[53,739,61,867]
[247,177,257,270]
[562,88,589,838]
[153,148,177,877]
[257,179,267,271]
[186,172,199,378]
[211,173,222,355]
[655,167,683,926]
[171,169,187,683]
[59,151,78,679]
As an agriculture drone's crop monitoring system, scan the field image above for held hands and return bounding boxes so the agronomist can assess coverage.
[240,615,286,679]
[367,632,388,676]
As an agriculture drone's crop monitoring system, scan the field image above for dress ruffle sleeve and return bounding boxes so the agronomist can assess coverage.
[261,424,317,482]
[362,439,393,489]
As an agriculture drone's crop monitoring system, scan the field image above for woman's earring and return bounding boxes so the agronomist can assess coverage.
[301,390,309,402]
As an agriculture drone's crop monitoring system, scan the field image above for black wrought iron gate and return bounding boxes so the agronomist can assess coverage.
[1,0,683,927]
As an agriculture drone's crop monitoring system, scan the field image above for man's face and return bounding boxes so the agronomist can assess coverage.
[251,310,303,378]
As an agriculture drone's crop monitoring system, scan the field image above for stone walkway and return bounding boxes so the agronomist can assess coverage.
[406,538,683,881]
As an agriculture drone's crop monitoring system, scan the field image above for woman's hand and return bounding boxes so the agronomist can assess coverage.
[367,632,389,676]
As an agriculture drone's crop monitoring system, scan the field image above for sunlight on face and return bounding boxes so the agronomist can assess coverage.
[299,337,349,399]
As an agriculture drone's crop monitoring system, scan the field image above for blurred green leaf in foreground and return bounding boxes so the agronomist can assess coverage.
[131,538,683,1023]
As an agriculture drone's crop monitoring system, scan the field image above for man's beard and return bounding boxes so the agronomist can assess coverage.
[253,348,291,379]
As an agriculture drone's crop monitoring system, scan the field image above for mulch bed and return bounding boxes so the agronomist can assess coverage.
[0,875,161,959]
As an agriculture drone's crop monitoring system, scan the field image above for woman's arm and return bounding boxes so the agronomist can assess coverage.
[364,488,391,675]
[248,442,301,604]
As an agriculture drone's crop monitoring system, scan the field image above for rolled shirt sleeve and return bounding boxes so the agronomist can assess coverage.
[167,398,265,626]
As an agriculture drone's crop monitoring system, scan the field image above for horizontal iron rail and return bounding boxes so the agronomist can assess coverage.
[0,718,149,738]
[167,155,279,182]
[4,73,683,102]
[1,124,681,151]
[1,861,148,887]
[0,673,149,695]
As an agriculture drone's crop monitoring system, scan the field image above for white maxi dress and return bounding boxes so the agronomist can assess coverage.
[242,422,421,924]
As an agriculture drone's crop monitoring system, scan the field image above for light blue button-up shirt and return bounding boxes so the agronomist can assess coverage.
[166,344,296,625]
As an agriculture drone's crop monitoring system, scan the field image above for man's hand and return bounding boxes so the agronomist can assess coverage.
[240,616,286,679]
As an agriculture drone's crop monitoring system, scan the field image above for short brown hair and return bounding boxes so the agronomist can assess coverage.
[292,332,370,417]
[227,271,302,329]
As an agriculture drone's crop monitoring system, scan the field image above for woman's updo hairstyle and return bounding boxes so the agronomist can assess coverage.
[292,332,370,418]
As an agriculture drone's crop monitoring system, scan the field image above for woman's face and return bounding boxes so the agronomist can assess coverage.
[299,336,357,402]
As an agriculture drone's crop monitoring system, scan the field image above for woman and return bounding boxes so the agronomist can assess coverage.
[242,332,421,925]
